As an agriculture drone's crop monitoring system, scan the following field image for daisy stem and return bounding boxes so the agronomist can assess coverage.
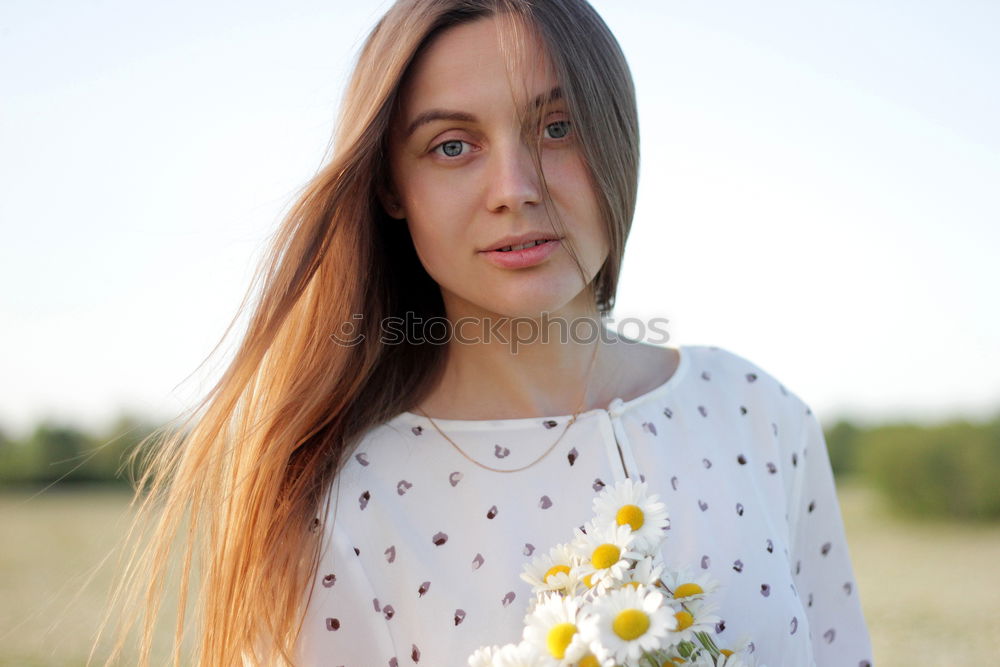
[694,631,720,656]
[641,651,661,667]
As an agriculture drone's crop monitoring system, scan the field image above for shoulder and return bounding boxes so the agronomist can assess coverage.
[683,345,823,513]
[329,417,421,501]
[685,343,807,397]
[683,344,783,386]
[682,343,817,432]
[318,417,424,545]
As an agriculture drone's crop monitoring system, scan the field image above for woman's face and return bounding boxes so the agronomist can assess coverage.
[385,16,609,322]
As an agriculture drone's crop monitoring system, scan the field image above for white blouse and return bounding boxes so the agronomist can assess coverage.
[297,344,873,666]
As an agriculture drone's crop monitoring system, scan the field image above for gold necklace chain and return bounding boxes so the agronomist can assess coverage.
[413,342,600,474]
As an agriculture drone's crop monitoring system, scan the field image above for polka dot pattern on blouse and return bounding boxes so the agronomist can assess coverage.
[297,344,873,667]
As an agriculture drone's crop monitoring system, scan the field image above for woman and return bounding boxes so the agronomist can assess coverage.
[106,1,872,665]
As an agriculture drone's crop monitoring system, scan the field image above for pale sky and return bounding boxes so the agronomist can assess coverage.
[2,0,998,438]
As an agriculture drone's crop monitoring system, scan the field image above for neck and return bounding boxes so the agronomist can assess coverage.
[415,295,632,420]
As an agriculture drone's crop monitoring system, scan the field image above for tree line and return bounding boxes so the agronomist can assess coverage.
[0,414,165,488]
[825,411,1000,520]
[2,410,999,520]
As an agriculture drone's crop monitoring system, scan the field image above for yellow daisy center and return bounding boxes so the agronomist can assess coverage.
[616,504,645,530]
[583,574,595,588]
[674,610,694,630]
[720,649,735,657]
[545,622,577,659]
[591,543,621,569]
[543,564,571,583]
[666,658,687,665]
[579,655,601,667]
[673,583,704,598]
[612,608,650,640]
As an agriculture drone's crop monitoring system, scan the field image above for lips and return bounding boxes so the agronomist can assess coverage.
[480,238,561,269]
[495,239,551,252]
[482,233,563,253]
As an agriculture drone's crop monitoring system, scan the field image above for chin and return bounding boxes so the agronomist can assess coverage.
[442,273,592,323]
[476,291,587,322]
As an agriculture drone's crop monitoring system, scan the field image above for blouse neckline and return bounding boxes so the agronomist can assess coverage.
[392,344,692,431]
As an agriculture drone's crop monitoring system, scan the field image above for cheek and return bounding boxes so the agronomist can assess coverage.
[547,150,596,206]
[548,155,609,255]
[400,165,481,253]
[404,200,469,282]
[408,226,449,269]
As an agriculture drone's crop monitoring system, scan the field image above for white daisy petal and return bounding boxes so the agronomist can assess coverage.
[591,478,670,554]
[659,566,720,601]
[468,644,502,667]
[669,597,722,645]
[578,585,676,663]
[520,543,582,596]
[490,641,547,667]
[707,635,765,667]
[571,522,642,593]
[615,554,665,592]
[521,593,590,666]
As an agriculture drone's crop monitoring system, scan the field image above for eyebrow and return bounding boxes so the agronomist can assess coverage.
[403,86,563,139]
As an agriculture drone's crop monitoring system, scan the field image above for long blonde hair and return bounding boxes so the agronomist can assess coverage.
[101,0,639,664]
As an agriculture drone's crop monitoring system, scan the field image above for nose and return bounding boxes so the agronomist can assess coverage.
[485,137,542,214]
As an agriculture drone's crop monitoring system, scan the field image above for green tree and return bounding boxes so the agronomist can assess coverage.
[22,421,96,483]
[825,418,862,478]
[860,417,1000,520]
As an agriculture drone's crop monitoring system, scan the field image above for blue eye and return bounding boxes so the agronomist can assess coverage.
[432,139,471,158]
[544,120,572,140]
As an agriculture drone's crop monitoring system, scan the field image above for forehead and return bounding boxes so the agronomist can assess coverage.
[396,16,558,121]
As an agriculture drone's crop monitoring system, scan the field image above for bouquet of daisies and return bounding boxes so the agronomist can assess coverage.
[468,479,763,667]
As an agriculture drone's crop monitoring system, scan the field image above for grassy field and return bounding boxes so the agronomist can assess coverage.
[837,482,1000,663]
[0,489,169,666]
[2,484,999,665]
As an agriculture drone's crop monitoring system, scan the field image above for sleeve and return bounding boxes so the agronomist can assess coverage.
[296,518,398,666]
[787,404,874,667]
